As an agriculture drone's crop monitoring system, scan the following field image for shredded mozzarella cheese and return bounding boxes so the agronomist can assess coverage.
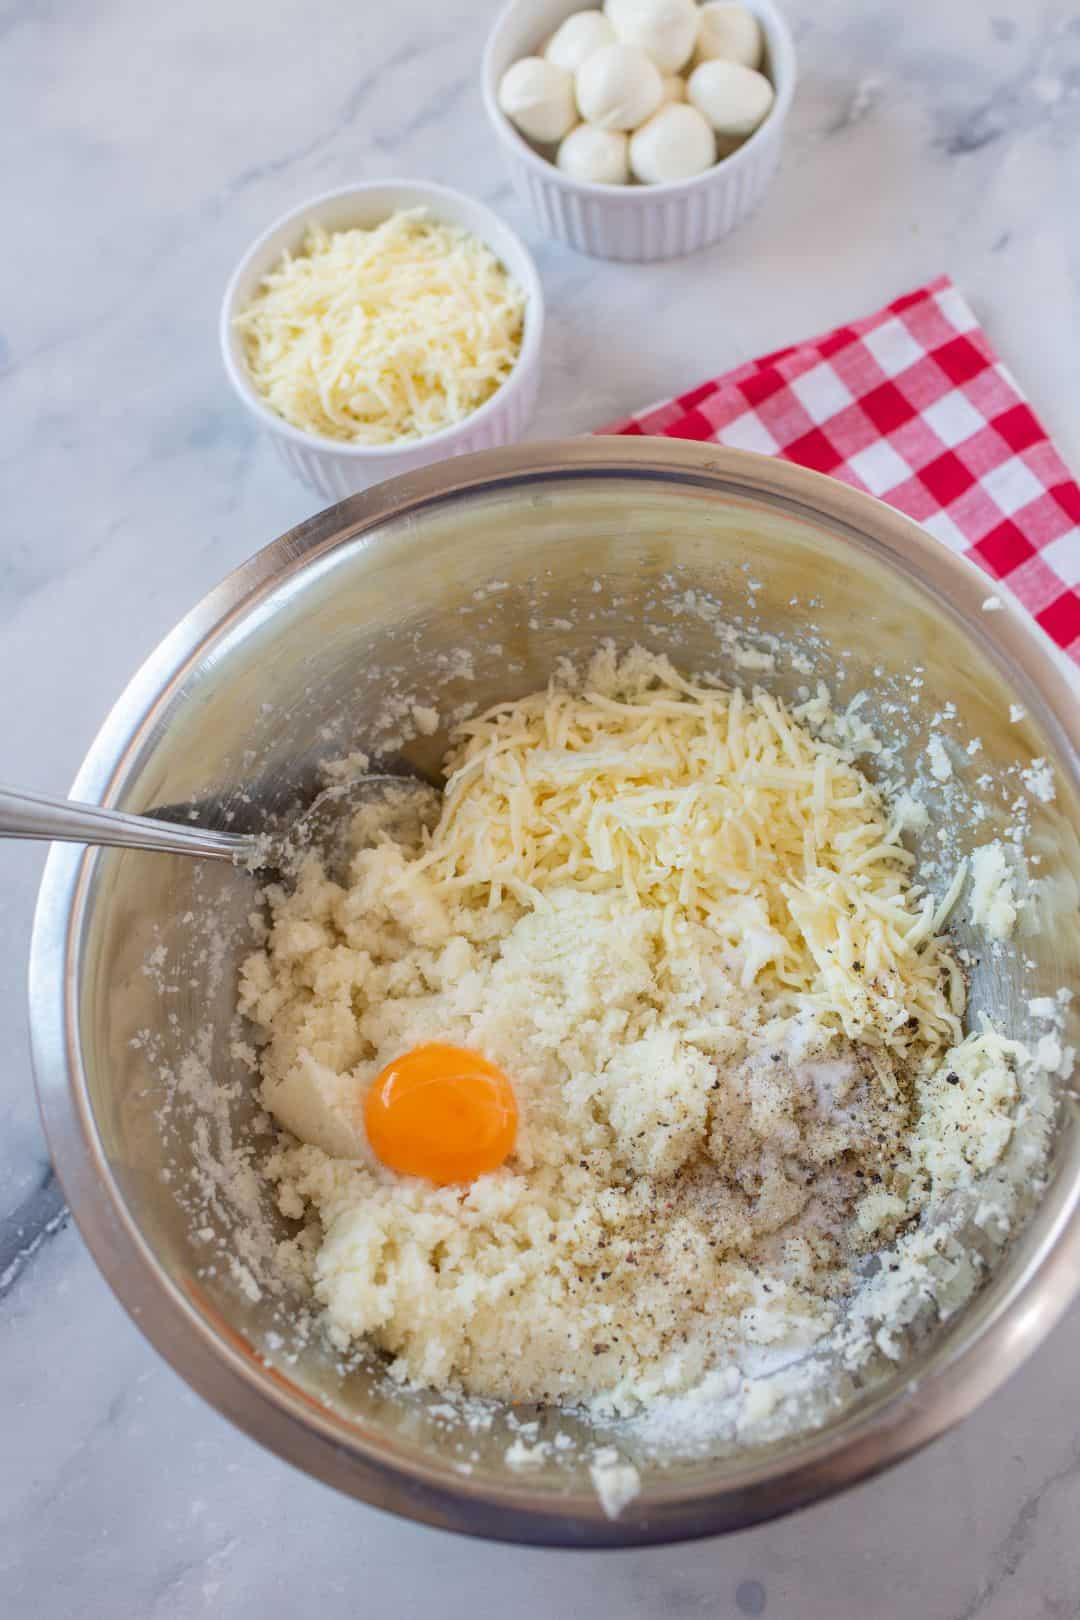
[408,649,964,1060]
[236,210,525,445]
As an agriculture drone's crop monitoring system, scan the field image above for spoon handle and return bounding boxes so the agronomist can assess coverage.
[0,784,252,862]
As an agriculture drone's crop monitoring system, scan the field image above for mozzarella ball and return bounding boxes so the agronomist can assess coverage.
[575,43,663,130]
[543,10,616,73]
[658,72,685,105]
[557,123,631,184]
[695,2,764,68]
[687,59,774,136]
[629,102,715,182]
[604,0,701,72]
[498,57,577,144]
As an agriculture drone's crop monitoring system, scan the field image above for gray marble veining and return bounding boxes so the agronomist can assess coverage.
[2,1,1079,1614]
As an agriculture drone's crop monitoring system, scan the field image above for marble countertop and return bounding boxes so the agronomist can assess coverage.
[3,0,1079,1613]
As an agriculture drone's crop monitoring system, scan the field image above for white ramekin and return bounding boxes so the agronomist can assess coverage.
[220,181,544,501]
[483,0,796,262]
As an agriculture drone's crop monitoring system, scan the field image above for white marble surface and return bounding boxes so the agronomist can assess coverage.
[2,0,1079,1613]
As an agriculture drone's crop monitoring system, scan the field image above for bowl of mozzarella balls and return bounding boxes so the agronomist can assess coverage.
[483,0,795,261]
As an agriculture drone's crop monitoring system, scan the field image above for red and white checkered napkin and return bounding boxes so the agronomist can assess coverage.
[597,275,1080,665]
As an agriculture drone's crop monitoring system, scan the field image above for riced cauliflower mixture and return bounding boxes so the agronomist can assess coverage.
[236,648,1033,1412]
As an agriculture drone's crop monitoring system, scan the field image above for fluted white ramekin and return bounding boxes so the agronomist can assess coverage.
[220,181,544,500]
[483,0,796,262]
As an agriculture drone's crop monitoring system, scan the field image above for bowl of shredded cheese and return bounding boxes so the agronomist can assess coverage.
[221,181,543,500]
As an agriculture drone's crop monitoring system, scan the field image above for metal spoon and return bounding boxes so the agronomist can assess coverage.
[0,776,441,878]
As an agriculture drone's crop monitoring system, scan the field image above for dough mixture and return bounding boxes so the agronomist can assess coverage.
[237,648,1023,1412]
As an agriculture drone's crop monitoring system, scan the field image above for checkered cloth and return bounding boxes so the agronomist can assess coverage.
[599,275,1080,665]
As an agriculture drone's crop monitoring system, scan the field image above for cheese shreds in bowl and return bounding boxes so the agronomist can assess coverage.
[235,210,526,445]
[418,648,965,1061]
[237,649,1049,1427]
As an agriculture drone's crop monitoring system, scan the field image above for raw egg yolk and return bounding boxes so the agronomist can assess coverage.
[363,1043,517,1186]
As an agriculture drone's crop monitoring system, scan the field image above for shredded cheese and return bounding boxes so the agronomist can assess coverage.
[407,649,964,1061]
[236,211,525,445]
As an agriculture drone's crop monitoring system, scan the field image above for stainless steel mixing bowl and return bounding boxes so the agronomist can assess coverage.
[30,441,1080,1546]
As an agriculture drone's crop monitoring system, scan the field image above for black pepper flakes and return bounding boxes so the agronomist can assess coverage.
[946,1071,960,1086]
